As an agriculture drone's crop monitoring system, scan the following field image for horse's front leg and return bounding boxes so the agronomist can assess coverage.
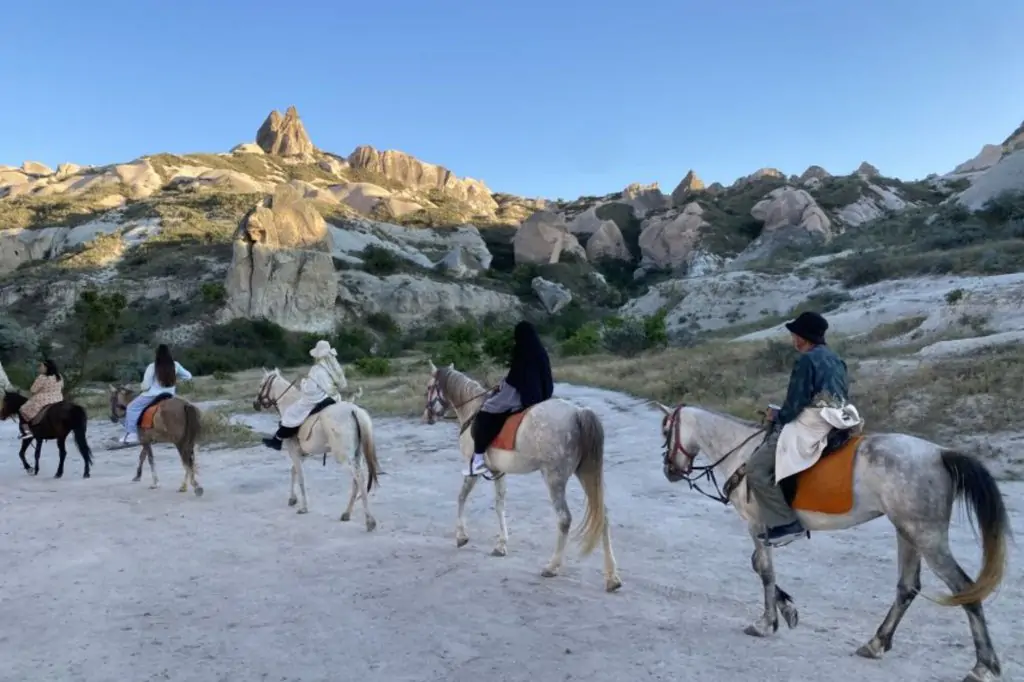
[745,525,799,636]
[47,438,59,478]
[19,437,33,474]
[145,444,159,489]
[491,475,508,557]
[285,445,308,514]
[132,446,145,482]
[288,462,299,507]
[455,474,479,548]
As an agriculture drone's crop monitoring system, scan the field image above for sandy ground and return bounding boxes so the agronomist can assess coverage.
[1,384,1021,682]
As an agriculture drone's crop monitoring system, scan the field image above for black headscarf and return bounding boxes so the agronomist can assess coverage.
[505,321,553,408]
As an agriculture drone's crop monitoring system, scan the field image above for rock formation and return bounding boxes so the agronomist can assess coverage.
[749,187,832,245]
[513,210,586,265]
[256,106,315,157]
[856,162,880,179]
[621,182,670,217]
[670,170,704,206]
[531,277,573,314]
[637,202,708,270]
[222,184,337,332]
[798,165,831,184]
[347,145,498,214]
[585,220,632,262]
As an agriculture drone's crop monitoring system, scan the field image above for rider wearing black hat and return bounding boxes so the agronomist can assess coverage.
[746,311,850,546]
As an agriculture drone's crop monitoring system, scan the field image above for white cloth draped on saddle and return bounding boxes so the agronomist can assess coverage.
[774,402,863,483]
[280,357,348,428]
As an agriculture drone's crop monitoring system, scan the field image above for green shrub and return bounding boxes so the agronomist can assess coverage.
[200,282,226,304]
[945,288,965,305]
[561,323,602,356]
[601,309,669,356]
[435,322,482,369]
[360,245,402,275]
[353,356,391,377]
[482,325,514,364]
[179,318,313,375]
[332,326,375,362]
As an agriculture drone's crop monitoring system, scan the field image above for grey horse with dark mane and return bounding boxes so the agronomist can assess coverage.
[655,401,1011,682]
[424,360,622,592]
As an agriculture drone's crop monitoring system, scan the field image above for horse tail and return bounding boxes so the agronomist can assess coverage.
[939,449,1011,606]
[70,405,93,468]
[180,402,202,471]
[573,407,608,557]
[351,407,379,493]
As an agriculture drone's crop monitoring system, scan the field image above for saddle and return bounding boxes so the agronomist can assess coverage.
[28,402,62,426]
[778,427,854,506]
[464,407,532,452]
[138,393,175,429]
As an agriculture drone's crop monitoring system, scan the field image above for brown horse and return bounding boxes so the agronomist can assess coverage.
[109,385,204,496]
[1,391,93,478]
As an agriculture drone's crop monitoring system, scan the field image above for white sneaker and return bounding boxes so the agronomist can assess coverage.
[464,453,489,477]
[121,433,138,445]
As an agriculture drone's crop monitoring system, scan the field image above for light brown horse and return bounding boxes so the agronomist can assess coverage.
[109,385,204,496]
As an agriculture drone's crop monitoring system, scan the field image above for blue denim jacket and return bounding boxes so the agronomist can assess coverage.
[777,344,849,426]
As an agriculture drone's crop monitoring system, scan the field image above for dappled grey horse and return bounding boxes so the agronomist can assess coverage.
[656,402,1010,682]
[423,361,622,591]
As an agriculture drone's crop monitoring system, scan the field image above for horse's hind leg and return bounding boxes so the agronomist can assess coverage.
[491,475,508,557]
[857,531,921,659]
[920,537,1001,681]
[54,437,67,479]
[285,445,308,514]
[340,471,358,521]
[455,474,479,548]
[745,525,799,637]
[132,447,146,482]
[541,471,572,578]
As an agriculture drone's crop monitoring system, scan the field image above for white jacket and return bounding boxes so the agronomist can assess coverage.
[775,403,863,482]
[280,360,347,428]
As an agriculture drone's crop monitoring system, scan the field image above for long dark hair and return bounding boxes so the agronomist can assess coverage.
[154,344,176,388]
[42,358,62,382]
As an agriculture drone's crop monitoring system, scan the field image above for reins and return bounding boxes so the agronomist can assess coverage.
[664,405,769,505]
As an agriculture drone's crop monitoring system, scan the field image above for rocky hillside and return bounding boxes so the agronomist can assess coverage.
[1,107,1023,384]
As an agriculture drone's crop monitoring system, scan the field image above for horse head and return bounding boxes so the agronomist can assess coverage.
[652,401,701,482]
[253,368,287,412]
[423,359,454,425]
[108,384,133,423]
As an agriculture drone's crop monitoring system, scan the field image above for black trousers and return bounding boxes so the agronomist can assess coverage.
[472,411,511,454]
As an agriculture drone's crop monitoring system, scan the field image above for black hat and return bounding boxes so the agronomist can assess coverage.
[785,311,828,345]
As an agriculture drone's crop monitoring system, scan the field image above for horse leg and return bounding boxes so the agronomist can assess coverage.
[541,471,572,578]
[132,446,146,482]
[285,444,308,514]
[919,537,1001,681]
[345,452,376,532]
[455,474,479,548]
[491,474,508,557]
[340,470,358,520]
[19,438,32,474]
[744,525,799,636]
[189,446,203,497]
[54,437,68,479]
[857,531,921,659]
[177,445,189,493]
[145,444,159,489]
[288,463,299,507]
[598,507,622,592]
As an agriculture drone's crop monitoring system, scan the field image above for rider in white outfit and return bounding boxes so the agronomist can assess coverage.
[262,339,348,451]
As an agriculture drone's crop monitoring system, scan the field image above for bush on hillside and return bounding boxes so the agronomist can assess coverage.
[434,322,482,369]
[601,309,669,356]
[353,356,391,377]
[561,323,602,356]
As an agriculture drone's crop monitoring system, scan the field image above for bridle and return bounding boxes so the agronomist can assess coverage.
[254,373,298,412]
[109,385,132,423]
[424,374,496,426]
[662,404,768,505]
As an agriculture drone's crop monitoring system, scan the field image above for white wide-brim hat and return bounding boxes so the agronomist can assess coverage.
[310,340,337,359]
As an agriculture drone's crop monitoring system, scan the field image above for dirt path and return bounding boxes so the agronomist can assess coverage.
[0,384,1020,682]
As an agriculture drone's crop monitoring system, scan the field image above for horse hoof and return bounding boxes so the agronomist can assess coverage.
[365,519,377,532]
[491,547,507,557]
[53,474,63,479]
[83,473,91,479]
[855,643,883,660]
[288,497,298,507]
[456,537,469,548]
[743,623,772,638]
[149,485,159,490]
[541,568,558,578]
[296,508,309,515]
[605,576,623,592]
[194,487,204,497]
[132,476,141,483]
[340,512,350,521]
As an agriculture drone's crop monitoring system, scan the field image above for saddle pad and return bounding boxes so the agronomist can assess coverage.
[30,403,58,426]
[790,435,863,514]
[492,410,529,451]
[138,393,174,430]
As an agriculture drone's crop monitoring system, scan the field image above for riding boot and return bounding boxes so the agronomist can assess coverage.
[263,424,298,451]
[18,420,32,441]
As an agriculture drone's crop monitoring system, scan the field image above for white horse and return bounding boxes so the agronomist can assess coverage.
[423,361,622,592]
[252,368,380,530]
[656,401,1011,682]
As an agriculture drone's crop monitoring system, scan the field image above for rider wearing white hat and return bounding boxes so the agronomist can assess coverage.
[263,339,349,451]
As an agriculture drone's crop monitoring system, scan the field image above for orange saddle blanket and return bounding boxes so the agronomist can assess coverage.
[140,403,161,430]
[491,409,531,451]
[787,435,863,515]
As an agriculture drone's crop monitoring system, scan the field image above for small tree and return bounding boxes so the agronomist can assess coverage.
[64,289,127,396]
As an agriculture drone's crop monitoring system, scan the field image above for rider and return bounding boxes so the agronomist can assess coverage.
[262,339,348,451]
[746,311,852,547]
[467,321,554,477]
[121,344,194,445]
[18,358,65,440]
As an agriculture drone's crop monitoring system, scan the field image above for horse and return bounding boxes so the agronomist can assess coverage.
[252,368,380,530]
[109,385,204,497]
[423,361,622,592]
[1,391,93,479]
[654,401,1011,682]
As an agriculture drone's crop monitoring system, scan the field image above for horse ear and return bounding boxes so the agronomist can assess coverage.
[447,362,454,370]
[651,401,672,416]
[108,384,117,393]
[428,359,437,373]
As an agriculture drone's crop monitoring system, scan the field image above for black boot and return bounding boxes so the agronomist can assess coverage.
[263,436,282,451]
[263,425,297,451]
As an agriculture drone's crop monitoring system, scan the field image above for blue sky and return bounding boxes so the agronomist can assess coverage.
[3,0,1022,199]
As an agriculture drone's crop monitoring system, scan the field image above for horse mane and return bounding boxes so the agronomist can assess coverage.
[686,404,762,430]
[436,366,485,406]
